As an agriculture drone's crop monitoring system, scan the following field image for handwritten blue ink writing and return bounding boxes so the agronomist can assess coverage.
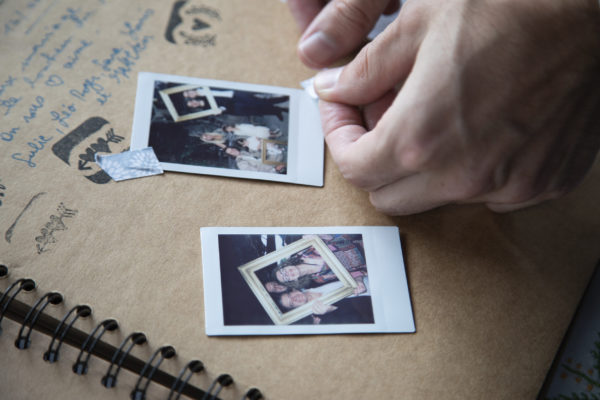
[120,9,154,40]
[0,76,17,96]
[21,30,54,71]
[1,96,22,117]
[70,76,111,105]
[49,103,76,128]
[22,96,45,123]
[63,39,93,69]
[0,127,20,142]
[11,135,53,168]
[60,7,95,28]
[22,36,71,89]
[4,10,26,35]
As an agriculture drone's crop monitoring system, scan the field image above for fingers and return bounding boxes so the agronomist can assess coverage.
[287,0,327,32]
[368,172,454,215]
[313,7,424,106]
[297,0,393,68]
[319,99,414,190]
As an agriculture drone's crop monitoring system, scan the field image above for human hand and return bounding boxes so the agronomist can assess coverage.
[311,300,337,315]
[313,0,600,215]
[287,0,400,68]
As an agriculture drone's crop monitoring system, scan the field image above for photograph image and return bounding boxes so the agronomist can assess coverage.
[148,80,290,175]
[217,234,374,326]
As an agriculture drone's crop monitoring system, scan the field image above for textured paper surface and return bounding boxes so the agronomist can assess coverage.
[1,1,599,399]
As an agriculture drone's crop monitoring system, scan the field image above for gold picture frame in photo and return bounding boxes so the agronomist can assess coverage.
[159,84,221,122]
[261,139,287,166]
[237,236,357,325]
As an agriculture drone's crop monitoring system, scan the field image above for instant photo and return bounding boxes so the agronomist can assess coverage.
[201,227,415,336]
[131,72,323,186]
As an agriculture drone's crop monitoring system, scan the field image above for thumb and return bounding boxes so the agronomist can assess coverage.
[313,9,424,105]
[297,0,393,68]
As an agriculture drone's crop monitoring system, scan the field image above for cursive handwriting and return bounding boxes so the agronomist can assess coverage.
[93,10,155,85]
[70,76,111,105]
[120,9,154,41]
[49,103,76,128]
[22,34,70,89]
[22,95,45,123]
[35,202,78,254]
[11,135,53,167]
[63,39,93,69]
[1,96,22,117]
[0,75,17,97]
[0,127,20,142]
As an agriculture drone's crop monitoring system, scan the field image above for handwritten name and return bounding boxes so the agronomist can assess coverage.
[11,135,53,168]
[50,103,76,129]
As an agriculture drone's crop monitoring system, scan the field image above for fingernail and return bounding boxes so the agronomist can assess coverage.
[298,31,338,67]
[314,67,343,95]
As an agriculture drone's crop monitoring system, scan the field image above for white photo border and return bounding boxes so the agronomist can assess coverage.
[131,72,323,187]
[200,226,415,336]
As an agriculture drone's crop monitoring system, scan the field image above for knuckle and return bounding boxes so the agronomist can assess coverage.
[337,157,369,188]
[332,0,374,33]
[396,140,431,171]
[352,45,372,81]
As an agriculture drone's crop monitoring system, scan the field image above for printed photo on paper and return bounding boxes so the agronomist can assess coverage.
[201,227,415,336]
[131,73,324,186]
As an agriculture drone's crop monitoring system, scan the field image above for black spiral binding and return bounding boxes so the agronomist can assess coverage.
[44,304,92,363]
[102,332,147,388]
[0,277,36,335]
[131,345,177,400]
[73,318,119,375]
[0,265,263,400]
[168,360,205,400]
[15,291,63,349]
[202,374,234,400]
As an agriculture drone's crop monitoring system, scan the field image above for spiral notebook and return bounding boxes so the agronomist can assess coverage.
[0,264,261,400]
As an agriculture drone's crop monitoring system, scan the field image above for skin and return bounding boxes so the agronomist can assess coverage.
[280,290,338,315]
[288,0,600,215]
[265,281,288,293]
[186,99,205,108]
[275,257,326,283]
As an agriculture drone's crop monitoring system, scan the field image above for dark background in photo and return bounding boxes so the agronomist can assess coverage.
[217,234,374,326]
[148,81,289,170]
